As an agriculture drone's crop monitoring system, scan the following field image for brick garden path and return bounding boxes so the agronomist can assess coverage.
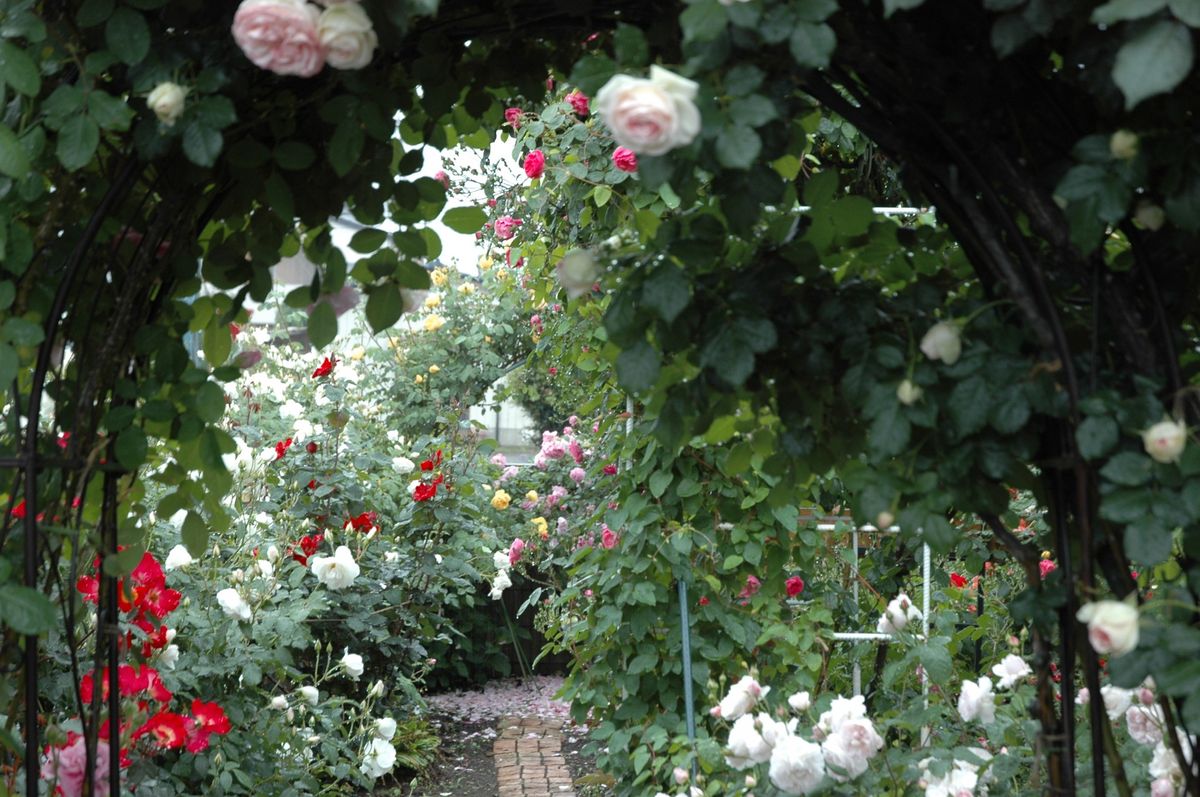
[493,715,576,797]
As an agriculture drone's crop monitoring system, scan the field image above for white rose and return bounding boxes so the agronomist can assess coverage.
[1150,777,1177,797]
[556,250,598,299]
[489,568,512,600]
[788,691,811,712]
[896,379,923,405]
[1126,704,1165,746]
[147,82,187,126]
[298,685,320,706]
[367,679,385,698]
[492,550,511,571]
[1142,418,1187,464]
[360,737,396,778]
[164,544,194,571]
[716,675,768,721]
[876,593,922,635]
[1076,598,1139,656]
[920,321,962,364]
[216,587,252,621]
[270,695,288,710]
[340,649,364,679]
[1101,685,1133,721]
[594,65,701,156]
[1135,201,1166,231]
[280,399,304,418]
[768,734,826,795]
[267,544,281,563]
[310,545,360,590]
[316,3,377,70]
[820,716,883,782]
[725,714,772,770]
[158,644,180,670]
[815,694,866,739]
[383,550,400,563]
[922,764,979,797]
[374,717,397,740]
[392,456,416,474]
[957,677,996,724]
[257,559,274,578]
[990,653,1032,690]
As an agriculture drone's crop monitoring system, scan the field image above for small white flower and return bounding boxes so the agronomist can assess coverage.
[164,544,194,571]
[340,649,364,680]
[990,653,1032,690]
[298,686,319,706]
[147,81,187,126]
[724,714,772,770]
[360,737,396,778]
[280,399,305,418]
[489,568,512,600]
[1142,418,1187,464]
[256,559,275,579]
[368,679,385,698]
[216,588,252,622]
[769,733,826,795]
[896,379,923,405]
[392,456,416,474]
[310,545,361,590]
[384,550,400,563]
[270,695,288,710]
[715,675,768,721]
[375,717,397,740]
[157,644,180,670]
[957,677,996,725]
[267,545,280,563]
[876,593,922,635]
[920,321,962,365]
[787,691,811,712]
[1077,597,1140,656]
[1101,685,1133,721]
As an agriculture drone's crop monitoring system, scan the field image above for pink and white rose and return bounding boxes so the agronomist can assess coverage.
[1076,597,1139,656]
[594,66,701,156]
[232,0,325,77]
[316,2,377,70]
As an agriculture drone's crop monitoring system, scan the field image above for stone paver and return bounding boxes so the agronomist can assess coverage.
[493,715,576,797]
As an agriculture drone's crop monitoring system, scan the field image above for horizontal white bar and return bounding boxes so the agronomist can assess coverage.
[795,205,929,216]
[831,632,926,642]
[814,524,901,533]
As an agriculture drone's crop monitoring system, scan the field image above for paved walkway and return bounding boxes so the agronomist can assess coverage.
[493,715,576,797]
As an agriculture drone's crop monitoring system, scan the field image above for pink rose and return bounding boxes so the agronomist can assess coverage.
[566,90,590,117]
[603,464,617,475]
[505,107,523,129]
[1039,559,1057,579]
[612,146,638,172]
[569,439,584,463]
[594,66,701,156]
[41,737,110,797]
[494,215,521,240]
[569,467,586,483]
[232,0,325,78]
[738,575,761,599]
[524,150,546,179]
[434,170,450,189]
[601,526,618,549]
[509,538,526,566]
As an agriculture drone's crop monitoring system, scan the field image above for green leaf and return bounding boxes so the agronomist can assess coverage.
[87,91,134,131]
[830,196,873,237]
[592,185,612,207]
[1,318,44,348]
[0,124,31,179]
[869,402,911,458]
[1100,488,1154,524]
[264,171,294,222]
[76,0,115,27]
[1124,521,1173,566]
[1170,0,1200,26]
[307,300,338,349]
[106,7,150,65]
[1100,452,1154,487]
[328,119,364,177]
[182,511,208,557]
[680,0,727,43]
[0,585,56,634]
[649,470,672,499]
[0,42,41,96]
[0,344,17,387]
[916,642,953,682]
[275,140,317,170]
[56,115,99,171]
[990,385,1031,434]
[442,206,487,234]
[115,426,148,469]
[641,265,690,323]
[789,22,836,69]
[948,375,991,437]
[1076,416,1119,460]
[716,124,761,170]
[350,228,388,253]
[568,54,617,95]
[617,340,661,394]
[202,323,231,367]
[193,381,226,423]
[366,283,404,332]
[1092,0,1167,24]
[613,23,649,66]
[182,122,223,167]
[191,96,237,130]
[1112,20,1194,109]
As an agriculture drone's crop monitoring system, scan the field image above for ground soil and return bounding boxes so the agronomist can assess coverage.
[393,714,498,797]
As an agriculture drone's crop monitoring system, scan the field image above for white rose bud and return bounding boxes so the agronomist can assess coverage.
[594,65,702,156]
[787,691,811,712]
[286,708,294,722]
[340,649,365,679]
[368,679,386,698]
[317,3,378,71]
[1076,597,1140,657]
[1142,418,1187,464]
[1134,201,1166,231]
[875,511,895,530]
[919,321,962,365]
[267,544,280,563]
[375,717,397,740]
[745,775,757,788]
[270,695,288,710]
[298,686,319,706]
[555,250,599,299]
[1109,129,1138,160]
[147,82,187,126]
[673,766,689,784]
[896,379,923,405]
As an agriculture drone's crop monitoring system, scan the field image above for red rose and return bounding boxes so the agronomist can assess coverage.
[505,107,523,129]
[306,441,318,454]
[785,576,805,597]
[523,150,546,179]
[612,146,638,173]
[950,572,967,588]
[134,711,188,750]
[274,437,293,460]
[566,90,590,117]
[312,357,337,378]
[698,596,710,607]
[420,459,434,471]
[414,483,437,502]
[603,464,618,475]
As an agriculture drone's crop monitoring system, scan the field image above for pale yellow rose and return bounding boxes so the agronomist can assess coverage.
[423,314,445,332]
[491,490,511,510]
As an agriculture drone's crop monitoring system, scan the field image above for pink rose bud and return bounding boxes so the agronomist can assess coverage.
[612,146,638,173]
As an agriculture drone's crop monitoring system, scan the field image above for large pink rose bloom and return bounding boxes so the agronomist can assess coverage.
[232,0,325,78]
[41,737,110,797]
[594,65,701,156]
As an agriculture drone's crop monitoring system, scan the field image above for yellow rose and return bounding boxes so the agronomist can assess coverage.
[532,516,549,540]
[423,314,445,332]
[349,345,366,361]
[431,268,449,287]
[525,490,538,503]
[479,255,494,271]
[491,490,511,510]
[457,283,476,295]
[424,294,441,308]
[484,335,493,344]
[428,365,440,374]
[495,269,509,281]
[414,374,424,384]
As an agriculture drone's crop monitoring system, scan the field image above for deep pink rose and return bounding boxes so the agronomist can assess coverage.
[738,575,761,599]
[434,170,450,189]
[232,0,325,78]
[601,526,618,549]
[494,215,521,240]
[524,150,546,179]
[612,146,638,173]
[41,737,110,797]
[786,576,805,597]
[509,538,526,566]
[1039,559,1057,579]
[505,107,523,129]
[603,464,617,476]
[566,90,590,117]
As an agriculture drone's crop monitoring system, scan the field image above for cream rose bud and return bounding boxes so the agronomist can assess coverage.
[787,691,811,712]
[1076,598,1140,656]
[556,250,599,299]
[147,82,187,126]
[594,65,702,156]
[367,679,385,698]
[317,3,377,70]
[339,649,365,679]
[875,511,895,530]
[1142,418,1187,464]
[298,685,319,705]
[896,379,923,405]
[1110,129,1139,160]
[920,321,962,364]
[1135,201,1166,231]
[270,695,288,710]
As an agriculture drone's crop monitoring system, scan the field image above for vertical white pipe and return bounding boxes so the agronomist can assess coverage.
[921,541,932,746]
[852,524,861,696]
